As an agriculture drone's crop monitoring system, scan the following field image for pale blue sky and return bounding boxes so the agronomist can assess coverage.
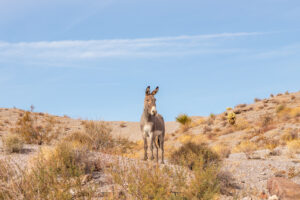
[0,0,300,121]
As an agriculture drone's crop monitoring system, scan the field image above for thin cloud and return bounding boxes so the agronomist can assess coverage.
[0,32,264,62]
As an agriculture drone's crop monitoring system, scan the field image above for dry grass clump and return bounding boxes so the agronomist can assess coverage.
[169,142,220,199]
[276,104,286,113]
[0,141,96,200]
[254,98,261,102]
[276,105,300,121]
[264,138,279,151]
[281,128,298,143]
[110,143,220,200]
[234,141,258,159]
[234,118,250,131]
[109,161,187,200]
[176,114,192,132]
[66,121,136,154]
[11,111,60,145]
[2,134,24,153]
[170,142,220,170]
[287,139,300,156]
[177,133,208,145]
[259,113,274,133]
[212,144,231,159]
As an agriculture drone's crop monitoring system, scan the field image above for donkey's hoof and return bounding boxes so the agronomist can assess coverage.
[151,156,154,160]
[143,157,148,161]
[161,161,165,164]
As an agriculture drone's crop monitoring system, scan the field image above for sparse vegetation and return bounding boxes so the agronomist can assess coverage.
[110,142,220,200]
[66,121,136,154]
[0,141,96,200]
[281,128,298,142]
[234,141,258,159]
[254,98,261,102]
[11,111,60,145]
[212,144,231,158]
[227,112,236,125]
[2,134,24,153]
[287,139,300,155]
[109,161,185,200]
[170,142,220,170]
[176,114,192,132]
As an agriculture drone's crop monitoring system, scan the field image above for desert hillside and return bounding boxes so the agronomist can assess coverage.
[1,90,300,199]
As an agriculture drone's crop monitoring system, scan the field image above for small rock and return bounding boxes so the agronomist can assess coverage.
[267,177,300,200]
[242,197,252,200]
[268,195,279,200]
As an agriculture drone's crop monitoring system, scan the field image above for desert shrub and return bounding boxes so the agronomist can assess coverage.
[185,164,219,200]
[110,158,219,200]
[234,141,258,159]
[0,159,22,199]
[212,144,231,159]
[234,118,250,131]
[170,142,220,170]
[276,104,286,113]
[2,134,24,153]
[264,138,279,150]
[109,161,181,200]
[287,139,300,155]
[66,121,136,154]
[276,106,300,121]
[270,94,274,98]
[226,107,232,111]
[209,113,216,120]
[217,171,239,196]
[258,113,274,133]
[176,114,192,132]
[11,111,59,145]
[254,98,261,102]
[291,95,296,100]
[0,142,96,200]
[281,128,298,142]
[176,114,191,125]
[227,112,236,125]
[82,120,114,150]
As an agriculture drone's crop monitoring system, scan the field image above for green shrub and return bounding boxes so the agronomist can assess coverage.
[176,114,191,126]
[176,114,192,132]
[2,134,24,153]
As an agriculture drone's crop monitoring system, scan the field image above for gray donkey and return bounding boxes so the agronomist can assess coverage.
[140,86,165,164]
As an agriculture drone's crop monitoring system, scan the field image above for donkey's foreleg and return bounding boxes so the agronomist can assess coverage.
[160,135,165,164]
[155,139,159,163]
[150,133,154,160]
[143,136,148,160]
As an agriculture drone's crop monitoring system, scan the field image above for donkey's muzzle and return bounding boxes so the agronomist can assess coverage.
[151,106,157,115]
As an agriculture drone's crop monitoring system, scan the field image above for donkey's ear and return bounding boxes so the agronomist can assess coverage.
[145,86,151,95]
[151,86,159,95]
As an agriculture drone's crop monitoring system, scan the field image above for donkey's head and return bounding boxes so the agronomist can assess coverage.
[144,86,159,116]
